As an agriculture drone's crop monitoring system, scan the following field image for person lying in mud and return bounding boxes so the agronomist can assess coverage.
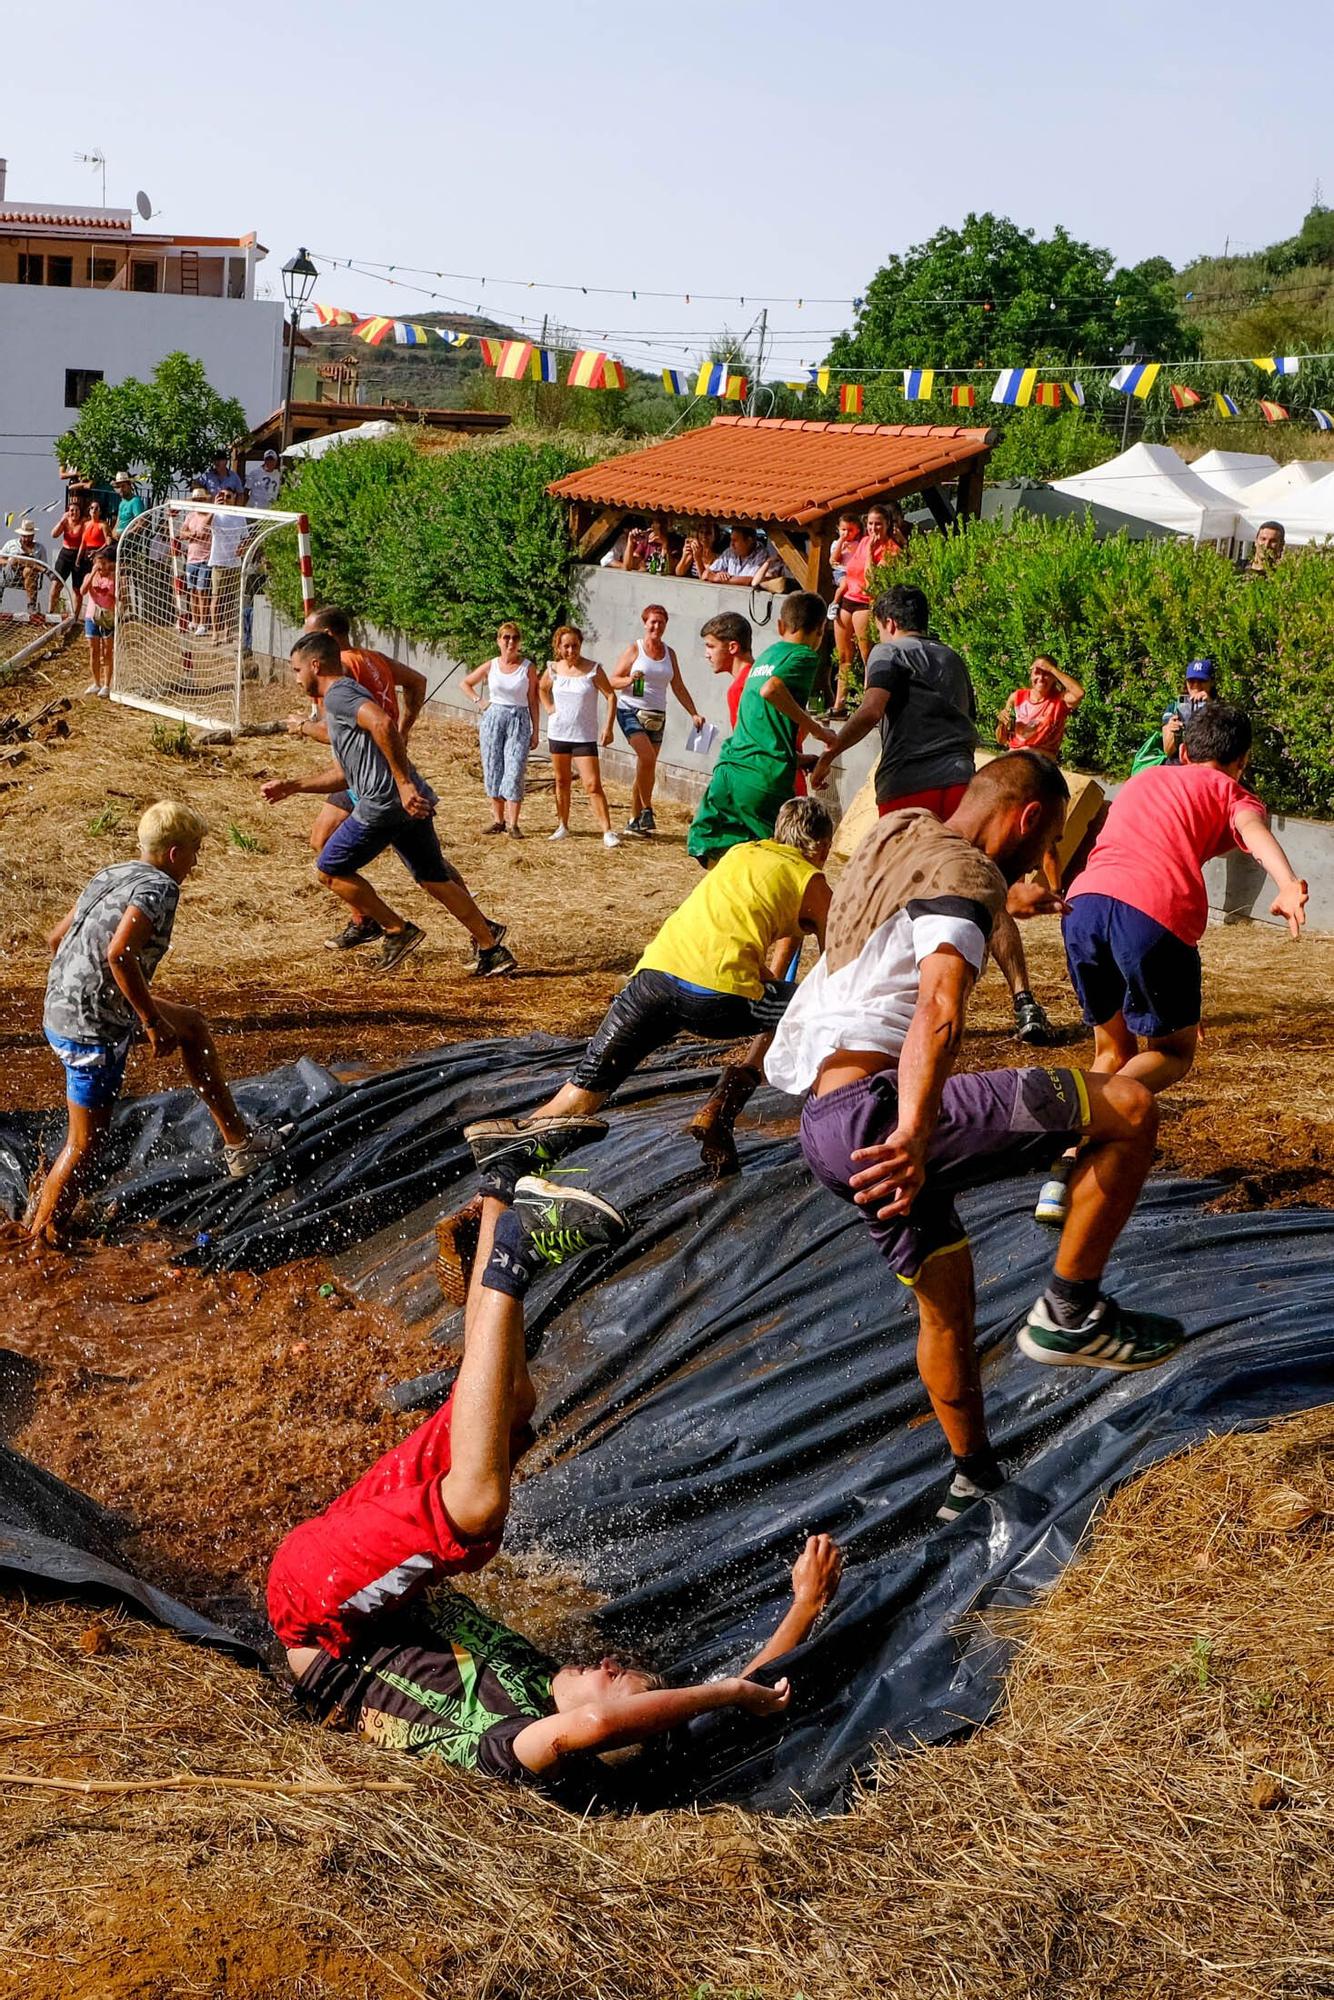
[462,796,834,1183]
[29,800,281,1245]
[268,1133,842,1797]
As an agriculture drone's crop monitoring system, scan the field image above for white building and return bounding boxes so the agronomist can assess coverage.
[0,157,284,533]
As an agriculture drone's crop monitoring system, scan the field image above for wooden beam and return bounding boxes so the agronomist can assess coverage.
[808,516,837,601]
[574,506,627,561]
[921,486,957,531]
[956,458,986,522]
[766,526,811,593]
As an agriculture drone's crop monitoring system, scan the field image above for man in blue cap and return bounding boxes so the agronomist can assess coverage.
[1161,658,1217,763]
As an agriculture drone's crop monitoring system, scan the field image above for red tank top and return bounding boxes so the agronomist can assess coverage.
[342,648,400,723]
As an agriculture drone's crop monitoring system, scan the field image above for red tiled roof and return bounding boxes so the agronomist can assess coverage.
[548,417,996,527]
[0,208,130,232]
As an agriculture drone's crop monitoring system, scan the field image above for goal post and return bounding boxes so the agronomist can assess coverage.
[112,501,315,732]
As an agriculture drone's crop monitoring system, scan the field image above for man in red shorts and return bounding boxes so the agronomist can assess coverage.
[766,752,1184,1527]
[810,584,1055,1046]
[269,1137,838,1795]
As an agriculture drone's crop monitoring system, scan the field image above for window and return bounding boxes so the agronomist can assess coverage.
[18,253,43,284]
[47,255,73,287]
[88,255,117,285]
[64,368,104,410]
[131,260,158,293]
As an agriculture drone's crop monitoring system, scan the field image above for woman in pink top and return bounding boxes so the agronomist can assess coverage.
[181,487,214,634]
[831,504,909,712]
[997,657,1085,756]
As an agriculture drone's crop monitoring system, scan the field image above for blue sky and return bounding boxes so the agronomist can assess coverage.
[10,0,1329,373]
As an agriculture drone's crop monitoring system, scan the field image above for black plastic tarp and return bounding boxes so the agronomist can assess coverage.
[2,1038,1332,1812]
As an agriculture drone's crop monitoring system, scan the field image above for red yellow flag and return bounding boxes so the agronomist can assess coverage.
[951,384,976,409]
[1258,400,1289,423]
[478,338,502,367]
[1170,385,1203,410]
[839,383,864,416]
[1034,382,1061,407]
[495,340,534,381]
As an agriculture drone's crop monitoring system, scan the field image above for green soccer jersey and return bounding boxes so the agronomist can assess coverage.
[715,640,819,793]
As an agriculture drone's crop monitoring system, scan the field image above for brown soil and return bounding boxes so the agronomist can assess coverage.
[2,642,1333,1998]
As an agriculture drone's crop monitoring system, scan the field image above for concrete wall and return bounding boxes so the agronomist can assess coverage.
[0,287,285,532]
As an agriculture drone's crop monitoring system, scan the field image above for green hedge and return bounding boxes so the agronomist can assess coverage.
[882,515,1334,818]
[267,434,593,666]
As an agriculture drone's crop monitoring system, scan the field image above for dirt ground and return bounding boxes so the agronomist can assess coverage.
[1,639,1332,1998]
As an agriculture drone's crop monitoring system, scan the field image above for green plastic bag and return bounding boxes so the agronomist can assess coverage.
[1130,727,1169,776]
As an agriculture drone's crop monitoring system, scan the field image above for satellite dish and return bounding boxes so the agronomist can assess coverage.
[135,190,153,221]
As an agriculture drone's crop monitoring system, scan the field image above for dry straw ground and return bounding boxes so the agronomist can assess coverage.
[0,642,1332,1999]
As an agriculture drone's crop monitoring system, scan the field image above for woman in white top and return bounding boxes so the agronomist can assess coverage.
[539,625,620,847]
[608,603,704,837]
[461,621,541,837]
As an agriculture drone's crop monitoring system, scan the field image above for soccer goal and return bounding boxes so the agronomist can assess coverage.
[113,501,315,732]
[0,557,76,675]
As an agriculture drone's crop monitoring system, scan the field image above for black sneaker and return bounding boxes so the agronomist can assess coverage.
[638,806,657,835]
[624,814,645,838]
[376,922,426,972]
[513,1175,627,1268]
[936,1467,1004,1524]
[468,918,507,966]
[464,1114,608,1190]
[1014,991,1054,1045]
[476,941,518,978]
[1018,1293,1185,1372]
[325,917,384,952]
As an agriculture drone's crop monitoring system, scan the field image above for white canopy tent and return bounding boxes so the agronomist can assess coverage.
[1189,449,1280,502]
[1052,443,1240,546]
[1236,460,1332,531]
[1246,472,1334,546]
[282,420,397,462]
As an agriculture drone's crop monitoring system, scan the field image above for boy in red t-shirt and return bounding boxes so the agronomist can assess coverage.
[699,609,753,727]
[1034,703,1307,1226]
[996,656,1084,757]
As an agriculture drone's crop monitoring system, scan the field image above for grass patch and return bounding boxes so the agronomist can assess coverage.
[227,821,265,854]
[86,805,125,837]
[148,720,197,760]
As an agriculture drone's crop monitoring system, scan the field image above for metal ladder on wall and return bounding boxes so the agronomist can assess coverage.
[178,250,199,295]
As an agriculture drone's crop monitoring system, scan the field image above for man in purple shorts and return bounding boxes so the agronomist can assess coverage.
[765,752,1185,1524]
[261,631,516,976]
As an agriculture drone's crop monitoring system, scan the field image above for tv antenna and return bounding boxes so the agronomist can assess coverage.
[74,149,107,206]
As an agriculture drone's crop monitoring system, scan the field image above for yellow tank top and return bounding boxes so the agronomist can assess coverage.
[636,839,819,999]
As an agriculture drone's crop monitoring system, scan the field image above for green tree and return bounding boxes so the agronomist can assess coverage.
[829,213,1195,375]
[56,352,247,500]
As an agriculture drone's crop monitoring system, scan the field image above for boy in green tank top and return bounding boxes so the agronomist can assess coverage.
[687,593,838,868]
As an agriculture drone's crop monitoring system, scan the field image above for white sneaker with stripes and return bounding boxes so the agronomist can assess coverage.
[1018,1293,1184,1372]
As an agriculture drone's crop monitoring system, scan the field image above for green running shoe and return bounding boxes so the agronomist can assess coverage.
[513,1175,627,1268]
[1018,1293,1185,1372]
[464,1113,608,1197]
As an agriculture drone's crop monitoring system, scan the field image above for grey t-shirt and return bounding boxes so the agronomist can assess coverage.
[866,634,978,804]
[44,861,179,1044]
[320,673,436,825]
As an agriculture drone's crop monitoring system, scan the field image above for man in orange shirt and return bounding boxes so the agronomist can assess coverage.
[286,605,432,949]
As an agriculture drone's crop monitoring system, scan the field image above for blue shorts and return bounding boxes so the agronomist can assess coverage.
[316,810,460,886]
[617,706,665,746]
[45,1029,132,1109]
[1063,893,1202,1038]
[84,611,113,639]
[186,561,211,591]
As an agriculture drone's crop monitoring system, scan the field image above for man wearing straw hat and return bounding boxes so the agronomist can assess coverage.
[0,517,45,615]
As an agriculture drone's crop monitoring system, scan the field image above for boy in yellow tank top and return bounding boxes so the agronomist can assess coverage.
[464,800,833,1189]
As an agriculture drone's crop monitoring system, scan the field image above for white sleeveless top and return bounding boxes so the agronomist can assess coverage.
[620,639,673,713]
[487,658,533,708]
[548,665,602,743]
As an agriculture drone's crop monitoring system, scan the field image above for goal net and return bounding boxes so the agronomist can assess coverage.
[0,553,76,675]
[112,501,314,732]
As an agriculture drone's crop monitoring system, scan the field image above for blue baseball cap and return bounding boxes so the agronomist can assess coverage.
[1185,657,1216,682]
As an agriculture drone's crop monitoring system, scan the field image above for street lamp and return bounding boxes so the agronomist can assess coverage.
[1118,339,1140,451]
[280,247,318,453]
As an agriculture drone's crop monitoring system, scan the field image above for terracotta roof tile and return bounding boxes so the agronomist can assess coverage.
[549,416,996,527]
[0,209,130,232]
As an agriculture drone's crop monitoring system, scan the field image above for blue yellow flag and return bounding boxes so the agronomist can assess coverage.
[808,366,831,393]
[531,349,559,384]
[697,362,730,397]
[661,368,689,395]
[1213,392,1239,419]
[902,368,934,401]
[1109,361,1160,399]
[1065,380,1086,408]
[1253,356,1299,376]
[991,368,1037,407]
[1312,409,1334,431]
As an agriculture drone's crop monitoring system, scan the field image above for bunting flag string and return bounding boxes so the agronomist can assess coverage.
[1314,409,1334,431]
[808,366,831,392]
[495,340,534,381]
[840,384,865,416]
[1258,400,1289,423]
[951,384,976,408]
[353,318,433,346]
[661,368,689,394]
[1034,382,1061,407]
[1065,381,1086,407]
[1171,385,1203,409]
[1253,356,1299,375]
[902,368,934,401]
[1214,392,1240,418]
[478,338,503,367]
[312,304,357,327]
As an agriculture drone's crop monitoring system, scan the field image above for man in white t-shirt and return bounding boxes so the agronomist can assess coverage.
[704,525,786,589]
[208,494,251,641]
[246,450,281,510]
[0,518,45,614]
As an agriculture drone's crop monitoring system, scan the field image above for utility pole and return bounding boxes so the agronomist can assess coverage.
[748,308,768,414]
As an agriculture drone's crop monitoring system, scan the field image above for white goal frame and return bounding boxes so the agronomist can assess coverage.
[112,500,315,732]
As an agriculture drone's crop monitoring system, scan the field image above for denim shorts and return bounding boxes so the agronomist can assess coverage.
[45,1029,133,1109]
[186,561,211,591]
[617,706,665,746]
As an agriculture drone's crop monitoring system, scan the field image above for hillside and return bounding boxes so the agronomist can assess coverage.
[1176,201,1334,356]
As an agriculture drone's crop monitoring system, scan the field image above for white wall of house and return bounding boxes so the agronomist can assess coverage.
[0,288,284,532]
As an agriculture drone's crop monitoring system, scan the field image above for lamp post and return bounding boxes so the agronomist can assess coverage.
[1118,339,1140,451]
[280,247,318,454]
